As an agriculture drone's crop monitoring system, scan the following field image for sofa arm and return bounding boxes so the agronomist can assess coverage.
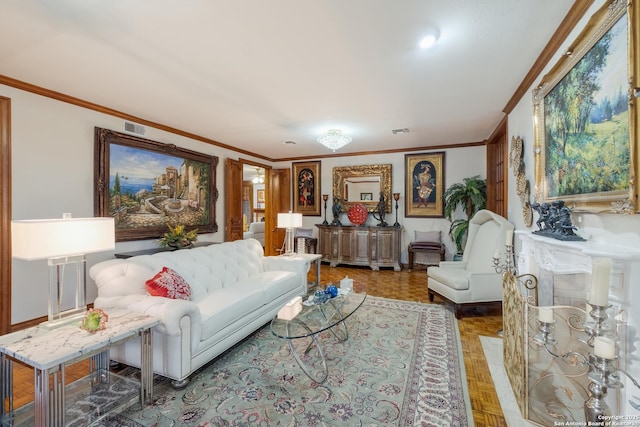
[95,294,202,352]
[263,256,310,289]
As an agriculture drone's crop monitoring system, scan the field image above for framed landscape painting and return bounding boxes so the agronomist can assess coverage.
[94,127,219,241]
[533,0,639,213]
[405,152,445,217]
[292,161,321,216]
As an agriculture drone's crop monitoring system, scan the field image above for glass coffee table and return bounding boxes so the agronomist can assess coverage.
[270,283,367,383]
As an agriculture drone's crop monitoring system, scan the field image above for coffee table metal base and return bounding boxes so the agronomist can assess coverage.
[285,302,349,383]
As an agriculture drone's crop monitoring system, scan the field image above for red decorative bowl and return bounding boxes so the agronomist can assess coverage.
[348,204,369,225]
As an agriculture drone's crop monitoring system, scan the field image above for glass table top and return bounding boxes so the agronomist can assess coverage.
[270,283,367,340]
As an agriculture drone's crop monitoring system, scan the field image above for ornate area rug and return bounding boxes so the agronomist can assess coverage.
[98,297,472,426]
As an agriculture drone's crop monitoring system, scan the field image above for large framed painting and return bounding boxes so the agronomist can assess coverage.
[94,127,219,242]
[533,0,639,213]
[292,161,321,216]
[405,152,445,217]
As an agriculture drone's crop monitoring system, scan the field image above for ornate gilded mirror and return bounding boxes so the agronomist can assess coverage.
[332,164,392,212]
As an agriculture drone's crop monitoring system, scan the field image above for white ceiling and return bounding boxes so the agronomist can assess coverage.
[0,0,574,160]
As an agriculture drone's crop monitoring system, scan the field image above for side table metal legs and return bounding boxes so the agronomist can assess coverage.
[140,328,154,404]
[0,353,12,422]
[34,365,64,426]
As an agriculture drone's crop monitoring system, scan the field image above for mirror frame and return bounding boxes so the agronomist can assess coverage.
[332,164,392,213]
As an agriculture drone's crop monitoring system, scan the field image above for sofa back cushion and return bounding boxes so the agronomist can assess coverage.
[91,239,267,302]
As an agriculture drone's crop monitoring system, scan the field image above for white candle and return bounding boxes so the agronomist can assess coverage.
[593,336,616,359]
[505,229,514,246]
[589,258,611,307]
[538,307,554,323]
[493,251,500,260]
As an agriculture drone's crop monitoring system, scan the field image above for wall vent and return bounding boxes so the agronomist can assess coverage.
[124,121,145,136]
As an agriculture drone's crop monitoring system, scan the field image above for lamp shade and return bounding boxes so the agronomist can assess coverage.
[12,217,115,260]
[277,212,303,229]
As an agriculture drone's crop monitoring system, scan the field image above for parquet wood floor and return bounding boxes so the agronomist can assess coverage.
[9,263,506,426]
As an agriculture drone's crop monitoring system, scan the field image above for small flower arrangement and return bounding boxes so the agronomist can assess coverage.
[159,223,198,248]
[80,308,109,333]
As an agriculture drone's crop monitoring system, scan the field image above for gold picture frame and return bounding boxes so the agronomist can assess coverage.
[405,152,445,217]
[533,1,639,213]
[292,161,321,216]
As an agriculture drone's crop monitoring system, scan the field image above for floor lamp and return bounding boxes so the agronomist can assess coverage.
[277,211,302,256]
[11,215,115,329]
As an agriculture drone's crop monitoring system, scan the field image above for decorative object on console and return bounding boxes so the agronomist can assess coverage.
[347,203,368,226]
[11,214,115,329]
[510,136,533,227]
[393,193,401,226]
[404,152,445,218]
[371,192,388,227]
[277,211,303,256]
[331,196,342,226]
[159,223,198,249]
[531,200,585,241]
[80,308,109,333]
[316,129,352,152]
[322,194,329,225]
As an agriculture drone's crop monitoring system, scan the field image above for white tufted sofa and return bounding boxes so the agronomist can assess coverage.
[89,238,308,388]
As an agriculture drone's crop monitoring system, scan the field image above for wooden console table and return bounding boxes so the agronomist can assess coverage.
[316,224,402,271]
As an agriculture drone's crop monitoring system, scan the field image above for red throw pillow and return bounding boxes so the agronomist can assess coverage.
[145,267,192,300]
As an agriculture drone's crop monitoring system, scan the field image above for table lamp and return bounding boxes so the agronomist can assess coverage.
[277,211,302,256]
[11,214,115,329]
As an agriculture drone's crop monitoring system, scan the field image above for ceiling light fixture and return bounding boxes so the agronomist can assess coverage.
[419,29,440,49]
[316,129,352,152]
[252,168,264,184]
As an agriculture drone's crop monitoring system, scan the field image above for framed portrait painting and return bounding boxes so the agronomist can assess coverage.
[405,152,445,217]
[533,0,639,213]
[292,161,321,216]
[94,127,219,242]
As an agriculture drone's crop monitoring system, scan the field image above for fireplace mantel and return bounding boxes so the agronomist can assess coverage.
[515,230,640,418]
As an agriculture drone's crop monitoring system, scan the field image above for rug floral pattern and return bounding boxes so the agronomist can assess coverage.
[108,297,471,426]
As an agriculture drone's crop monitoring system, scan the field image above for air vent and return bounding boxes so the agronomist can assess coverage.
[284,140,297,145]
[124,121,145,136]
[392,128,410,135]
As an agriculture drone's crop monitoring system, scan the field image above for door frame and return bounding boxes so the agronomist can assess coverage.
[240,158,273,246]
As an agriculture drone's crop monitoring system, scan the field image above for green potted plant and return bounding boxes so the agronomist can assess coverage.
[159,223,198,249]
[443,175,487,259]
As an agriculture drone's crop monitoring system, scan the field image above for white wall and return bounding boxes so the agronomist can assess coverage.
[4,83,269,324]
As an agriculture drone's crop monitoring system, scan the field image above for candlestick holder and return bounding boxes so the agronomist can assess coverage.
[585,354,623,421]
[582,302,614,347]
[393,193,401,227]
[532,319,557,346]
[322,194,329,225]
[492,244,515,274]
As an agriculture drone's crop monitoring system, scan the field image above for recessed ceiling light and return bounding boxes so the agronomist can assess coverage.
[419,29,440,49]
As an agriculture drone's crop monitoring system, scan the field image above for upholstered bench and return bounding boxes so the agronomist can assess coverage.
[408,242,445,271]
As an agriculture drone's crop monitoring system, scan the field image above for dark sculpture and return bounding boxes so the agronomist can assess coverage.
[331,196,342,226]
[371,192,388,227]
[531,200,584,241]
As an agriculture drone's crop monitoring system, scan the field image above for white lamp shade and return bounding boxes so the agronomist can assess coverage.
[12,217,115,260]
[277,212,303,228]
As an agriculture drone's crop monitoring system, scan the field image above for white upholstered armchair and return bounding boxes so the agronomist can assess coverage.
[427,209,514,318]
